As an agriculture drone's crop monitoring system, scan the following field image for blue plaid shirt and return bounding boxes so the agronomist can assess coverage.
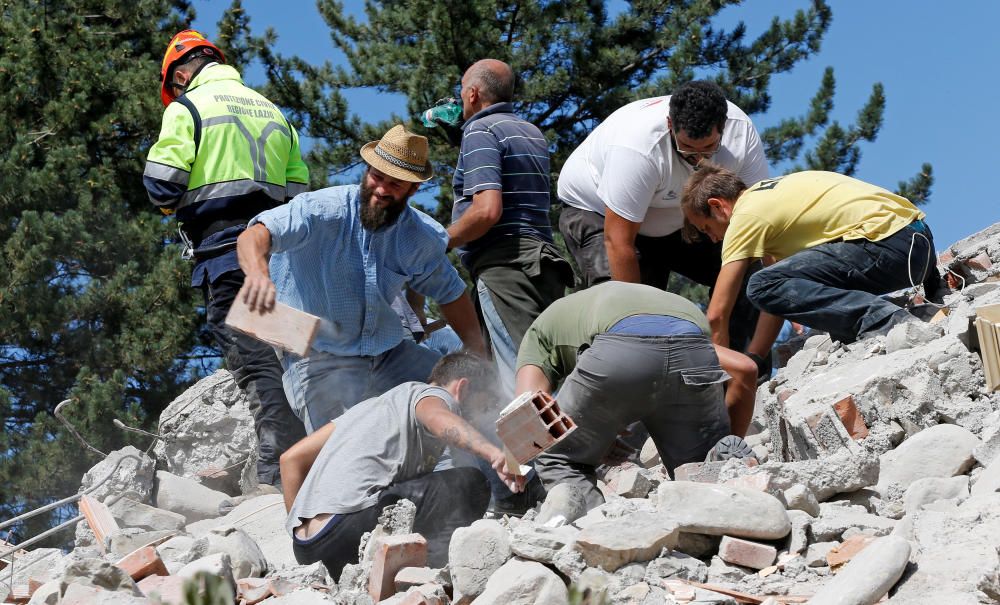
[250,185,467,357]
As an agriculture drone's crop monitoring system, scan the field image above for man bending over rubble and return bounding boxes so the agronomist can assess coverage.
[280,352,523,577]
[237,125,486,433]
[681,166,942,345]
[514,282,757,517]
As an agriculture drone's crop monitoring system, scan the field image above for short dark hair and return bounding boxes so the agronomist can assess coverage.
[669,81,729,139]
[467,61,514,104]
[680,163,747,242]
[428,352,498,399]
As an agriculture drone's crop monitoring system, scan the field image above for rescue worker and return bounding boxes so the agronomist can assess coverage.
[143,30,309,491]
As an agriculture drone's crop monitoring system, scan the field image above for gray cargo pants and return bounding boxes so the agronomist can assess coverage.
[534,332,731,511]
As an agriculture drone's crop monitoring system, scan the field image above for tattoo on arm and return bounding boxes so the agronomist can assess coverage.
[440,421,490,456]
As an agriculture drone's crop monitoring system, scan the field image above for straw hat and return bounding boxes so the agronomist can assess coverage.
[359,125,434,183]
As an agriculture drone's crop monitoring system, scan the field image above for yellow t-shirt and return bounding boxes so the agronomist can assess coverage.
[721,171,925,264]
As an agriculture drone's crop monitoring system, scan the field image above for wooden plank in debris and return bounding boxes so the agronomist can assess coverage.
[225,295,320,357]
[78,495,120,554]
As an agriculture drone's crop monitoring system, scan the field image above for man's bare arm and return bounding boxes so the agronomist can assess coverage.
[237,223,276,312]
[278,421,336,512]
[604,207,643,283]
[415,396,524,492]
[439,294,487,356]
[707,259,753,348]
[714,346,756,437]
[514,364,552,397]
[447,190,503,250]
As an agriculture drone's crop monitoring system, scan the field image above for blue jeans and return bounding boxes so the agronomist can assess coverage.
[747,222,937,344]
[281,339,441,433]
[476,278,517,400]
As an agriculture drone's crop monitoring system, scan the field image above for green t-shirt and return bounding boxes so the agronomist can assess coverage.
[516,281,710,386]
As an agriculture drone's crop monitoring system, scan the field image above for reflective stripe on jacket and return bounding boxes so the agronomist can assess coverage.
[143,63,309,237]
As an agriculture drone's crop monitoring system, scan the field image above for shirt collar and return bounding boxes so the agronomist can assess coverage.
[463,102,515,131]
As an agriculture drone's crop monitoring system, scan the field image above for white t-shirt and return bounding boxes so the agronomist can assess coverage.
[557,96,769,237]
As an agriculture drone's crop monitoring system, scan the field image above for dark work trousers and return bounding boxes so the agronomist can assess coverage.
[204,269,306,486]
[534,333,731,512]
[747,222,940,344]
[291,467,490,579]
[558,205,760,351]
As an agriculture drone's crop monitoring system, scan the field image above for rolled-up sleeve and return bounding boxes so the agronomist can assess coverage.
[250,192,324,254]
[410,253,467,305]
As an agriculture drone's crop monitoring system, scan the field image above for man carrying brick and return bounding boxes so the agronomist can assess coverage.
[514,281,758,518]
[237,125,486,433]
[280,353,523,577]
[680,166,941,344]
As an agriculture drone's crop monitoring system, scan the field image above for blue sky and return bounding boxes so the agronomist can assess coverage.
[192,0,999,248]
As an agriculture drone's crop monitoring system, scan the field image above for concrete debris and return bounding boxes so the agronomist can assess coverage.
[12,223,1000,605]
[903,475,970,515]
[468,559,568,605]
[58,558,144,597]
[876,423,980,492]
[448,519,511,604]
[154,470,230,523]
[807,535,910,605]
[655,481,791,540]
[153,369,258,496]
[573,511,678,571]
[109,498,187,532]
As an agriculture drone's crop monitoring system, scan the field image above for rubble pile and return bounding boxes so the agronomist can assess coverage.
[5,224,1000,604]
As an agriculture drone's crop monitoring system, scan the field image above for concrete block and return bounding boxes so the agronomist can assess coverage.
[717,536,776,570]
[655,481,791,540]
[367,533,428,602]
[877,424,980,492]
[673,461,726,483]
[469,559,568,605]
[809,535,910,605]
[614,467,654,498]
[449,519,509,604]
[394,567,449,592]
[109,498,187,532]
[574,511,678,572]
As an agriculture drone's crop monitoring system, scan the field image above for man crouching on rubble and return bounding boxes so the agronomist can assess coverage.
[279,352,523,577]
[514,281,758,520]
[681,166,942,345]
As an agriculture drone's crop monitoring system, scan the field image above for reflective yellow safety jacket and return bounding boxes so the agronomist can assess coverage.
[143,63,309,285]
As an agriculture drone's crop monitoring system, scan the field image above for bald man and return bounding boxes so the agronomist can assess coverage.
[447,60,572,394]
[447,59,572,516]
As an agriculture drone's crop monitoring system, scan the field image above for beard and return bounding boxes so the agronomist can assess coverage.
[359,180,408,231]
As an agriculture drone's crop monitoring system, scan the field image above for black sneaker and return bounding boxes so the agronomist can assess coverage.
[705,435,756,463]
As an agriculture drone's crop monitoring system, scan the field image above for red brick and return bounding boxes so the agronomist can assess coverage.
[138,575,186,605]
[367,533,428,602]
[718,536,776,570]
[966,252,994,271]
[723,473,770,492]
[114,545,167,581]
[826,534,875,569]
[495,391,576,464]
[833,395,869,440]
[236,577,272,604]
[399,585,446,605]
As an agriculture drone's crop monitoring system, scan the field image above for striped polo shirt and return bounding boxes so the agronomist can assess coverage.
[451,102,554,267]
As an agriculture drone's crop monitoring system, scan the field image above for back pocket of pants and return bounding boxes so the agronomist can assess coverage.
[680,367,730,387]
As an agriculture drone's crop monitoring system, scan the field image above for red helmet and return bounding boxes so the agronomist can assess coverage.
[159,29,226,106]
